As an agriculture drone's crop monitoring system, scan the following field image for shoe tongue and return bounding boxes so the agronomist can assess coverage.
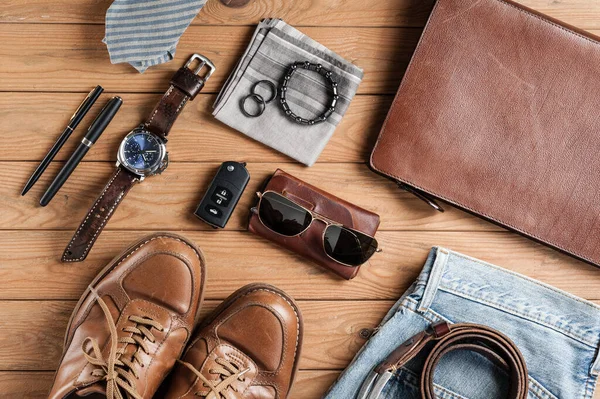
[76,384,107,396]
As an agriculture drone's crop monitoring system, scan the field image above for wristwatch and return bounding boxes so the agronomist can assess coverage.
[62,54,216,262]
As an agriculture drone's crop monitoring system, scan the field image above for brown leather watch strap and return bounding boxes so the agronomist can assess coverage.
[358,322,528,399]
[62,55,215,263]
[62,167,138,262]
[144,65,207,138]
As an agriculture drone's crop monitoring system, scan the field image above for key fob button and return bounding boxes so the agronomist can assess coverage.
[212,187,232,207]
[215,186,232,200]
[205,205,222,218]
[212,194,230,207]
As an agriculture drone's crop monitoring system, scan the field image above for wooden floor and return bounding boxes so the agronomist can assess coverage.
[2,0,600,397]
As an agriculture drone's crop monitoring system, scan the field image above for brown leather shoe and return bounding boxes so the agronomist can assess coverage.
[164,283,304,399]
[48,233,206,399]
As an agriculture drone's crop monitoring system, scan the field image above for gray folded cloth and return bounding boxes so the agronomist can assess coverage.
[213,19,363,166]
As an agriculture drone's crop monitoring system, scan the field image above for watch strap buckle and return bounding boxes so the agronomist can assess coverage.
[185,53,216,81]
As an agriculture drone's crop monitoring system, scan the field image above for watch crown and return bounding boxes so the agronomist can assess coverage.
[157,152,169,175]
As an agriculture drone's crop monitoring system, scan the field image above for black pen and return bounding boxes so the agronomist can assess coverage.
[21,85,104,196]
[40,96,123,207]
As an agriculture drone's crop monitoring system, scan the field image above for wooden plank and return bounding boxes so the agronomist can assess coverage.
[0,372,55,399]
[1,162,494,232]
[0,370,339,399]
[2,0,600,31]
[290,371,339,399]
[1,230,598,301]
[4,370,600,399]
[0,24,418,95]
[202,0,600,31]
[0,0,435,27]
[2,369,599,399]
[0,300,389,370]
[1,93,390,163]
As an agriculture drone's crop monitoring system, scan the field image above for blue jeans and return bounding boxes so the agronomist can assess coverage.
[324,247,600,399]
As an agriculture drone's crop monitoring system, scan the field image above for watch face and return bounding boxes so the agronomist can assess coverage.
[121,130,164,173]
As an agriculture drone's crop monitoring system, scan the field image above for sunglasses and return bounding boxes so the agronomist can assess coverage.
[251,191,381,267]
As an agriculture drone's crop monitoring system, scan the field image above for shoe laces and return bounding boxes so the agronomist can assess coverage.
[81,286,164,399]
[177,357,250,398]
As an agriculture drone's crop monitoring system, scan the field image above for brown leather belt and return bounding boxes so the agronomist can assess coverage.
[356,322,528,399]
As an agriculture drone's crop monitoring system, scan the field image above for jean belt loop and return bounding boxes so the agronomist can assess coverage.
[418,247,450,313]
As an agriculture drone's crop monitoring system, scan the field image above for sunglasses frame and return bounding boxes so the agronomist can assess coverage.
[251,190,382,268]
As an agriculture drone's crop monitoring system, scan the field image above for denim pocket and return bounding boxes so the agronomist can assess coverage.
[380,350,559,399]
[529,377,559,399]
[380,366,503,399]
[393,299,562,399]
[380,369,420,399]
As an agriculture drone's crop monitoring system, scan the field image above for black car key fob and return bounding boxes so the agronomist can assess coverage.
[194,161,250,228]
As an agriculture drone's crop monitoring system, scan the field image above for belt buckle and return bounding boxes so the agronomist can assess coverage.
[357,370,394,399]
[185,53,216,81]
[356,324,448,399]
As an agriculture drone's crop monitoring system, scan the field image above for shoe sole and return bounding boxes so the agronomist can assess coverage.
[52,233,207,388]
[189,282,304,398]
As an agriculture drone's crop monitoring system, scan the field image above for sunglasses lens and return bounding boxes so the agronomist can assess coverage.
[323,225,378,266]
[259,192,312,236]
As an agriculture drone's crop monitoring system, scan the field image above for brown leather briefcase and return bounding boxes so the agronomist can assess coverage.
[371,0,600,268]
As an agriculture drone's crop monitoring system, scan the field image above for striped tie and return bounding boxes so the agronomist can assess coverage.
[104,0,207,73]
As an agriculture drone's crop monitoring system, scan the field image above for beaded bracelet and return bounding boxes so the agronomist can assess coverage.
[279,61,339,125]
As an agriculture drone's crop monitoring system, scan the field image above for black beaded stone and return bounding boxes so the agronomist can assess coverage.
[278,60,339,126]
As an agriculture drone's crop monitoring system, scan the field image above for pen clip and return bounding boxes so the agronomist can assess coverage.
[69,86,100,127]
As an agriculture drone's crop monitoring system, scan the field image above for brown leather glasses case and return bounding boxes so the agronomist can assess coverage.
[248,169,380,280]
